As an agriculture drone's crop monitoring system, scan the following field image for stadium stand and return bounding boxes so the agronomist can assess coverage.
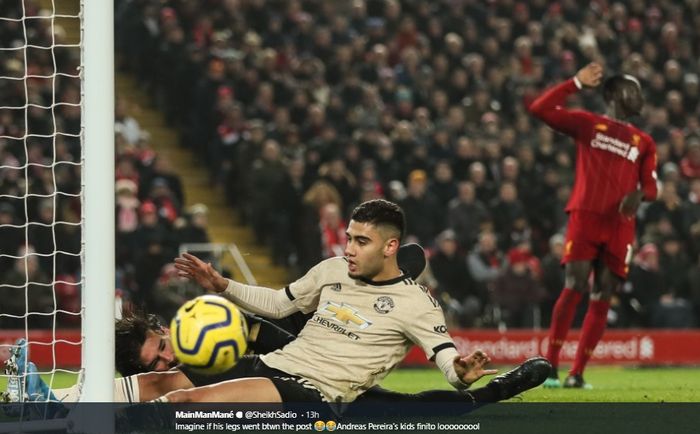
[3,0,700,330]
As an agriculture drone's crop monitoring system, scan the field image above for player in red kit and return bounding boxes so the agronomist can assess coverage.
[529,63,659,388]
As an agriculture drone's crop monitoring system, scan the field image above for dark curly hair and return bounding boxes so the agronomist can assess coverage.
[115,310,165,376]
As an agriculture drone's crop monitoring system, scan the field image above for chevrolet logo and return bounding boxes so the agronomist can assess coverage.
[318,302,372,329]
[594,123,608,131]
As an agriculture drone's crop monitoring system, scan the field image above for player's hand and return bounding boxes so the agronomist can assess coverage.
[174,253,228,293]
[619,190,644,219]
[453,350,498,386]
[576,62,604,87]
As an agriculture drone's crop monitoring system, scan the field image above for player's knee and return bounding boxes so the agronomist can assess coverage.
[565,275,589,293]
[590,288,612,301]
[571,281,588,293]
[592,283,616,301]
[136,371,188,400]
[593,272,621,301]
[565,263,591,293]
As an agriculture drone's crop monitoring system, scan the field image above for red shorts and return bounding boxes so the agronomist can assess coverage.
[562,210,636,279]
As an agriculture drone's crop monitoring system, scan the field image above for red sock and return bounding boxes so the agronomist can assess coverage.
[546,288,583,369]
[570,299,610,376]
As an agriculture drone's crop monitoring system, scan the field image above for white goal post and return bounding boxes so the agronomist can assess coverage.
[0,0,115,415]
[81,0,115,403]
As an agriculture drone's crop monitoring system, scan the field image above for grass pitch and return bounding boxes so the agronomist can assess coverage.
[1,365,699,402]
[382,365,700,402]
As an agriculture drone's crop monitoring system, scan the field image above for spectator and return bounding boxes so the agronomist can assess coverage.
[115,98,146,145]
[680,137,700,179]
[492,247,546,329]
[0,201,22,275]
[618,243,665,327]
[687,256,700,322]
[467,230,504,314]
[468,162,497,206]
[540,234,566,327]
[319,156,357,216]
[249,139,286,244]
[430,160,458,210]
[148,178,181,226]
[651,293,696,328]
[298,181,343,273]
[132,201,173,305]
[641,180,684,238]
[140,156,184,208]
[430,229,480,327]
[116,180,141,235]
[400,169,442,246]
[175,203,211,246]
[683,179,700,258]
[659,234,691,299]
[447,181,489,251]
[0,246,52,329]
[373,136,403,190]
[490,182,526,248]
[271,158,307,267]
[319,203,347,259]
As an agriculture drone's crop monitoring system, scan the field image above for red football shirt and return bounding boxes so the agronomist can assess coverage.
[529,78,659,216]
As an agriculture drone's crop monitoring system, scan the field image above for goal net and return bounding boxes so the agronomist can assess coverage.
[0,0,114,424]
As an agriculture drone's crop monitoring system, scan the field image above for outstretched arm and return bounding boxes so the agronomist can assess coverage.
[403,294,497,390]
[174,253,298,319]
[528,62,603,136]
[435,350,498,387]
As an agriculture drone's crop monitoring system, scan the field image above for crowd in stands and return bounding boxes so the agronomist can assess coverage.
[0,0,208,327]
[115,0,700,329]
[3,0,700,330]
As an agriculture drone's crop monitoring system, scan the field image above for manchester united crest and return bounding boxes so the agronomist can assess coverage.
[374,296,395,314]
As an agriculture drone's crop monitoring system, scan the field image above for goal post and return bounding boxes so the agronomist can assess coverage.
[0,0,115,415]
[81,0,115,403]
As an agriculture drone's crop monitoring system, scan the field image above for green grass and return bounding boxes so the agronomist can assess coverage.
[0,371,79,392]
[381,365,700,402]
[2,365,700,402]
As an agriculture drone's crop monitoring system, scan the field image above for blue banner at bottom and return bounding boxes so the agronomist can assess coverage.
[0,402,698,433]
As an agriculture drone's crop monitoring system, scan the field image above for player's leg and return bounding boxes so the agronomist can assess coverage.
[131,370,194,401]
[2,339,66,419]
[158,355,325,403]
[545,212,601,387]
[157,377,282,403]
[565,219,631,388]
[161,357,550,408]
[544,260,591,387]
[49,371,190,403]
[2,339,193,404]
[2,339,57,403]
[565,260,621,388]
[357,357,550,411]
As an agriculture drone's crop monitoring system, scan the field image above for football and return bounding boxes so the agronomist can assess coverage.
[170,294,249,375]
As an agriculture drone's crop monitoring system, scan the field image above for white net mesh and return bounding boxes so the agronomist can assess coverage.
[0,0,83,404]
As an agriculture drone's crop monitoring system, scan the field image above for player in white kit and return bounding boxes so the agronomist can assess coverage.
[159,199,550,405]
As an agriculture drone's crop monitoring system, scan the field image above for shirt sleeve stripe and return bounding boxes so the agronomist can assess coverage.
[284,286,296,301]
[429,342,457,361]
[124,378,133,403]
